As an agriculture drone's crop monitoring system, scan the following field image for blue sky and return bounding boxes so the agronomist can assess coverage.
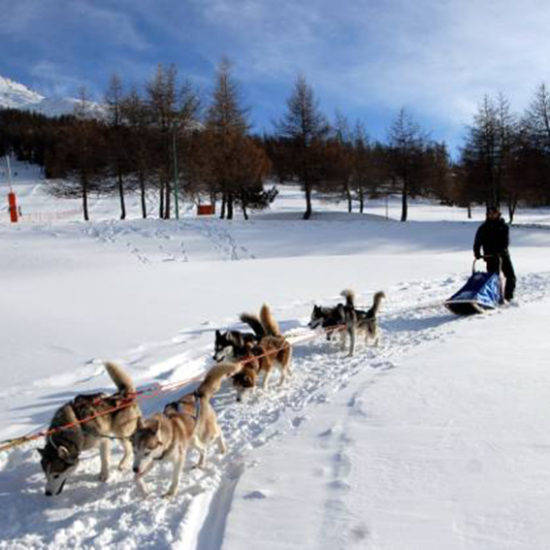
[2,0,550,156]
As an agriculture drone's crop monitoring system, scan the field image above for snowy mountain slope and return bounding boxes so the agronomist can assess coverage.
[0,76,104,118]
[1,175,550,548]
[0,76,43,108]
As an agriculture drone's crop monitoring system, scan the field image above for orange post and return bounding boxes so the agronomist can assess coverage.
[8,192,18,223]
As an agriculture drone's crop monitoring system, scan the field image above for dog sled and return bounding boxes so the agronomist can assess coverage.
[445,258,502,315]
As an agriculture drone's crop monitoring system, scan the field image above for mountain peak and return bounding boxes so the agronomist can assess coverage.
[0,76,45,108]
[0,75,104,118]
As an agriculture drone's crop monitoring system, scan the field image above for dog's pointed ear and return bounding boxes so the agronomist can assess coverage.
[215,329,221,338]
[57,445,71,460]
[36,447,45,457]
[137,417,145,430]
[149,419,160,434]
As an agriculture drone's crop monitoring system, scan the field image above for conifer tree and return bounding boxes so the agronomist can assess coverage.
[276,75,329,219]
[205,58,250,219]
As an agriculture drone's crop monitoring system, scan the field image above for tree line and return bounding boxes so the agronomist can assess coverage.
[1,60,549,223]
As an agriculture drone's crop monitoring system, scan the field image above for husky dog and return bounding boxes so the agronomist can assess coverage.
[37,362,141,497]
[308,301,347,340]
[213,313,265,362]
[230,344,264,401]
[341,290,386,356]
[132,363,238,498]
[230,304,293,401]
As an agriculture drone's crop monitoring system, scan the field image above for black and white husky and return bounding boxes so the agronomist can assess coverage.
[342,289,386,355]
[308,302,347,340]
[213,313,265,362]
[309,290,385,355]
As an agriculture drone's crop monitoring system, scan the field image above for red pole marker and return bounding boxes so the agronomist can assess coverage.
[8,192,18,223]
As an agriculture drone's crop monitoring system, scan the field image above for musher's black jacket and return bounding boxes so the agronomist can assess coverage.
[473,218,509,258]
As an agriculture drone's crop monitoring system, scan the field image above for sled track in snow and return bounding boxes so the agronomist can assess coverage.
[1,272,549,549]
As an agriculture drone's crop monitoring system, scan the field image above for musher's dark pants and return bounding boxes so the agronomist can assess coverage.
[486,251,516,301]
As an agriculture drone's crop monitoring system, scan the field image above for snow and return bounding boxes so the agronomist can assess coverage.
[0,76,104,118]
[1,161,550,549]
[224,296,550,550]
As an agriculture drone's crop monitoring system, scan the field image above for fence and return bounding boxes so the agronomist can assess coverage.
[3,208,82,224]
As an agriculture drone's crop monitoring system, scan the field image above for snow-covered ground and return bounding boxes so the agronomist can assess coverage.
[0,163,549,549]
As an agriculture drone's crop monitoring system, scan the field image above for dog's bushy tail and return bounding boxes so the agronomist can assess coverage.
[195,394,213,437]
[370,291,386,316]
[194,363,241,436]
[240,313,265,338]
[340,289,355,308]
[105,362,135,394]
[196,363,242,400]
[260,304,281,336]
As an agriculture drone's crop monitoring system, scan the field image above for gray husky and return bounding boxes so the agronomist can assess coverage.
[37,362,141,496]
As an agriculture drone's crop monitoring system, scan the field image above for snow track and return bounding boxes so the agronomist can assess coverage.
[81,218,255,264]
[1,272,549,549]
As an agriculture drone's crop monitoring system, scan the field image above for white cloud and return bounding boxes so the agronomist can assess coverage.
[183,0,550,138]
[69,2,149,51]
[5,0,550,148]
[29,61,92,97]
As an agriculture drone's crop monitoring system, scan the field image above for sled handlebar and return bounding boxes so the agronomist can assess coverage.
[472,255,502,273]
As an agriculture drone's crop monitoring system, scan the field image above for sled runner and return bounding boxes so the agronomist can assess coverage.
[445,258,503,315]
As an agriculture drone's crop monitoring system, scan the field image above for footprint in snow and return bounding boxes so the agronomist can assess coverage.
[318,423,342,439]
[327,479,351,492]
[243,490,268,500]
[350,523,370,542]
[291,415,308,428]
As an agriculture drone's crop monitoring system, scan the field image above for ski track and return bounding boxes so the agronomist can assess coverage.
[1,271,549,549]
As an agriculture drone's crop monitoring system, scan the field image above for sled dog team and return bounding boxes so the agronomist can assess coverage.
[38,289,384,498]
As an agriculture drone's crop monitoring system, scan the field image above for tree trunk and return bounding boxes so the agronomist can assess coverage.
[359,189,364,213]
[303,182,312,220]
[242,201,249,220]
[467,203,472,219]
[346,184,352,213]
[117,171,126,220]
[164,181,171,219]
[159,181,165,219]
[227,193,234,220]
[508,198,517,225]
[220,193,226,219]
[82,177,89,221]
[401,181,408,222]
[139,173,147,219]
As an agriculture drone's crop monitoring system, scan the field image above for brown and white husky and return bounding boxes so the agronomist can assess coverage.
[131,363,239,498]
